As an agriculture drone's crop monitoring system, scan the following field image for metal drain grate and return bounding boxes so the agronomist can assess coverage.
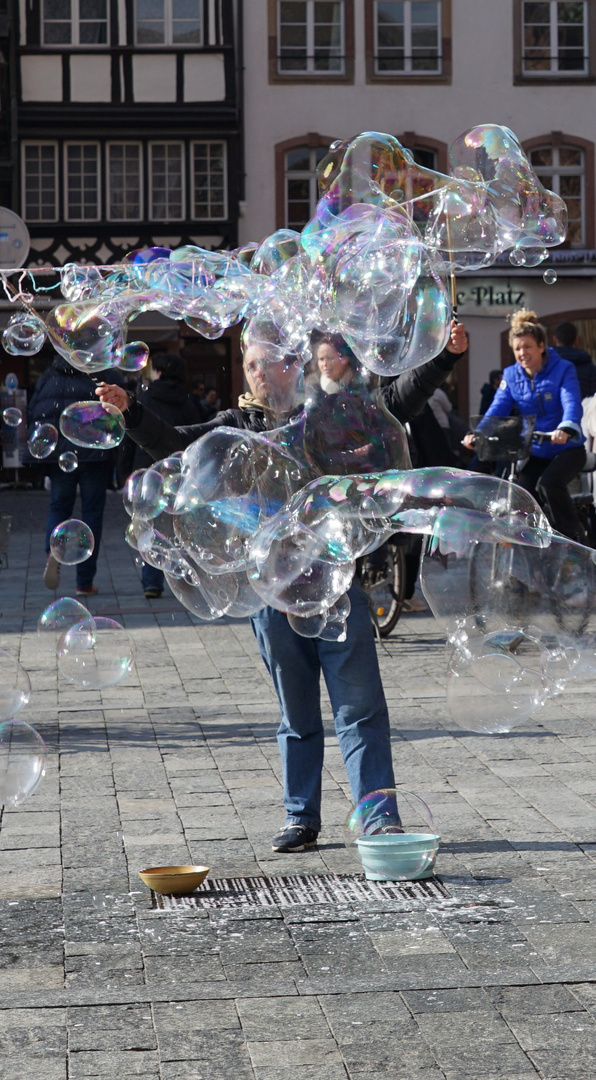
[153,873,449,910]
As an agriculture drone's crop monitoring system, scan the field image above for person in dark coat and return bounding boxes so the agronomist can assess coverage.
[25,353,124,595]
[132,352,199,598]
[479,370,502,415]
[553,322,596,399]
[97,321,468,853]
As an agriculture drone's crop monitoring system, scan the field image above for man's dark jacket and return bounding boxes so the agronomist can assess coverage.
[554,345,596,399]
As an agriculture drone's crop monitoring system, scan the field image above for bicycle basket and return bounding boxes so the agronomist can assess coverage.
[470,415,536,462]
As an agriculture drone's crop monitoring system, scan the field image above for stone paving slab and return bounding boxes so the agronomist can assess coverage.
[3,491,596,1078]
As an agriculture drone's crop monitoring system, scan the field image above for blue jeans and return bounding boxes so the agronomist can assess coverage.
[45,463,111,589]
[141,561,165,593]
[251,579,395,831]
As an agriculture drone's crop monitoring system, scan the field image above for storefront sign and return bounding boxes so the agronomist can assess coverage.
[455,279,527,317]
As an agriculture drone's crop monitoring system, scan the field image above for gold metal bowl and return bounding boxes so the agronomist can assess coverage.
[138,865,209,896]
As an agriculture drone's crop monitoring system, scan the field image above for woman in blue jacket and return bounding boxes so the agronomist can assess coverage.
[465,308,586,540]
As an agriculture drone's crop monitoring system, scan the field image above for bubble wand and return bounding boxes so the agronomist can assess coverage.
[445,214,458,324]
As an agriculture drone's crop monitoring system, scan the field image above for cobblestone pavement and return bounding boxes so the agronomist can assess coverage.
[1,489,596,1079]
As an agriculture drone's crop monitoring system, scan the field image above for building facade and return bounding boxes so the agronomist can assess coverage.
[0,0,244,403]
[241,0,596,417]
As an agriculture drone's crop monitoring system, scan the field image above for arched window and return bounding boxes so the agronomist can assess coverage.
[525,134,595,248]
[275,135,335,229]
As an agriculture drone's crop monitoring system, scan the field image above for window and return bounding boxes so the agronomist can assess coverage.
[278,1,345,73]
[374,0,441,73]
[522,1,587,74]
[530,145,585,244]
[192,142,227,220]
[283,145,328,229]
[108,144,142,221]
[23,144,58,223]
[42,0,108,46]
[65,143,100,221]
[149,143,184,220]
[135,0,202,46]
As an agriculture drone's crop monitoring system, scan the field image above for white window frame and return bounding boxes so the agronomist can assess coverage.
[107,143,143,222]
[134,0,203,47]
[277,0,345,75]
[64,142,101,223]
[522,0,588,76]
[374,0,442,75]
[149,141,185,222]
[284,145,326,229]
[191,141,228,221]
[42,0,109,47]
[22,142,59,224]
[531,144,585,246]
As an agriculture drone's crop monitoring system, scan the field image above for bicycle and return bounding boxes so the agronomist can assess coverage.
[360,538,407,637]
[466,415,596,635]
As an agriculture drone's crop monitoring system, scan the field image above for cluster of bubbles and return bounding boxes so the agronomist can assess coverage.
[3,125,565,384]
[2,125,583,740]
[0,650,46,808]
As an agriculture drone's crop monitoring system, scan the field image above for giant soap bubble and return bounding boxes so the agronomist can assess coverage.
[0,720,47,807]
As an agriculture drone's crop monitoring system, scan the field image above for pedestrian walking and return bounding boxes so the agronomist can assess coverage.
[25,354,122,596]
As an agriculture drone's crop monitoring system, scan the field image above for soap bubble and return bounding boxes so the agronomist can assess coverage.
[2,407,22,426]
[0,650,31,721]
[49,519,95,565]
[46,301,124,372]
[57,617,135,689]
[0,720,47,807]
[2,312,46,356]
[446,644,544,734]
[115,341,150,371]
[543,268,557,285]
[4,372,18,390]
[344,789,439,881]
[37,598,95,647]
[28,423,58,459]
[59,401,125,449]
[59,451,78,472]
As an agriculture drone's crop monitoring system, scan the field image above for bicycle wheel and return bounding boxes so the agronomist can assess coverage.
[361,541,406,638]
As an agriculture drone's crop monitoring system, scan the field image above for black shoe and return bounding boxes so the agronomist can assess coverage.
[271,824,319,852]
